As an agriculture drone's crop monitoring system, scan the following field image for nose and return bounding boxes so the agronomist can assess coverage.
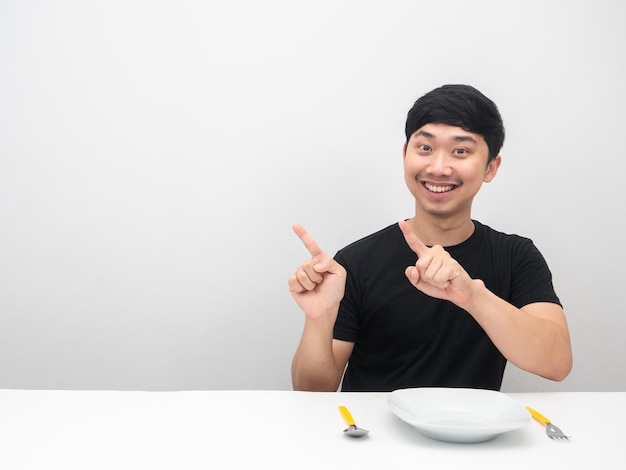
[427,151,453,176]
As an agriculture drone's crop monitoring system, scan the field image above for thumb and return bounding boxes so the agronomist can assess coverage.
[405,265,421,286]
[314,255,343,275]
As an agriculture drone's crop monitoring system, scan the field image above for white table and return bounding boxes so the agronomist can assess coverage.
[0,390,622,469]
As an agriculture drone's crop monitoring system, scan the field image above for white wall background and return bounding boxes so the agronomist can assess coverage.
[1,0,624,392]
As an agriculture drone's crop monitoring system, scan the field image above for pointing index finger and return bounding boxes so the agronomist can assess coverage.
[292,223,324,257]
[398,219,428,257]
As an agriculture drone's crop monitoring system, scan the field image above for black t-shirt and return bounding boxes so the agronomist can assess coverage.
[333,220,561,392]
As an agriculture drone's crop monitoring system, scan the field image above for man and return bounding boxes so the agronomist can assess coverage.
[288,84,572,392]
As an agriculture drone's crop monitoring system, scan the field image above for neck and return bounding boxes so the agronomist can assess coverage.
[406,213,475,247]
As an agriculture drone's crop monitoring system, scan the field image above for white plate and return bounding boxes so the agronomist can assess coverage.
[388,387,530,443]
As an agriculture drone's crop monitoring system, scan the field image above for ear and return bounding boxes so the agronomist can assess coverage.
[483,155,502,183]
[402,143,408,160]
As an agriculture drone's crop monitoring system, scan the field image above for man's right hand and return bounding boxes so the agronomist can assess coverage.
[288,223,347,319]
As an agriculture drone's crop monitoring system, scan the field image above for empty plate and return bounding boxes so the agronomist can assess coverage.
[388,387,530,443]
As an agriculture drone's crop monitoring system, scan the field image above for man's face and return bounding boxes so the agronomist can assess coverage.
[403,123,501,219]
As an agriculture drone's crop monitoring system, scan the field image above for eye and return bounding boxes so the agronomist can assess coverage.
[453,148,467,156]
[419,144,432,152]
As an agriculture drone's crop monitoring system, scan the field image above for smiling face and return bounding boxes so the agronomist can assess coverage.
[403,123,501,222]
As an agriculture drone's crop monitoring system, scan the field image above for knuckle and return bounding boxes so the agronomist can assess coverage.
[295,269,309,283]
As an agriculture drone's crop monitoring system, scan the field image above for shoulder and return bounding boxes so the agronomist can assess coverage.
[334,222,415,276]
[335,223,402,258]
[471,220,552,275]
[473,220,536,251]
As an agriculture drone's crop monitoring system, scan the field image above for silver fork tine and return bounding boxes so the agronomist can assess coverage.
[546,423,569,439]
[526,407,571,440]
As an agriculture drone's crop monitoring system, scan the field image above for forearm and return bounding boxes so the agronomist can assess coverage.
[459,280,573,381]
[291,316,343,391]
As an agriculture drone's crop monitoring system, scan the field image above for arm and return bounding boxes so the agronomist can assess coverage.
[398,220,573,381]
[288,224,353,391]
[458,285,571,380]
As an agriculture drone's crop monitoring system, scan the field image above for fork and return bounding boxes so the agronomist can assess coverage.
[526,406,571,440]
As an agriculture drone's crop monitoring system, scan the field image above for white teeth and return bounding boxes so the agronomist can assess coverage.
[424,183,454,193]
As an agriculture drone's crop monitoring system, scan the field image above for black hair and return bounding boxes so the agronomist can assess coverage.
[404,84,505,162]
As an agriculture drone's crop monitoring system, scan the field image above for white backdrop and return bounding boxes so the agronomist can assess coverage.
[1,0,624,392]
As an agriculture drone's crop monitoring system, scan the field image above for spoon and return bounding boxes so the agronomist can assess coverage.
[339,405,370,437]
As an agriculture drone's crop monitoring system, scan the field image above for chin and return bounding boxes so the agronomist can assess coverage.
[426,209,451,217]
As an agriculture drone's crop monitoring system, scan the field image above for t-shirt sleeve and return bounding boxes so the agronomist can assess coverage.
[509,238,561,308]
[332,250,359,342]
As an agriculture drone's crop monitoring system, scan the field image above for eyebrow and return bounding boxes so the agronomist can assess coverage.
[413,130,478,144]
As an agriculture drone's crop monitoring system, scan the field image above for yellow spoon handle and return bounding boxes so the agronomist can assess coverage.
[339,405,356,426]
[526,406,551,425]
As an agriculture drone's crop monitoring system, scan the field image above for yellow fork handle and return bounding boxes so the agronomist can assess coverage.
[339,405,356,426]
[526,406,551,425]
